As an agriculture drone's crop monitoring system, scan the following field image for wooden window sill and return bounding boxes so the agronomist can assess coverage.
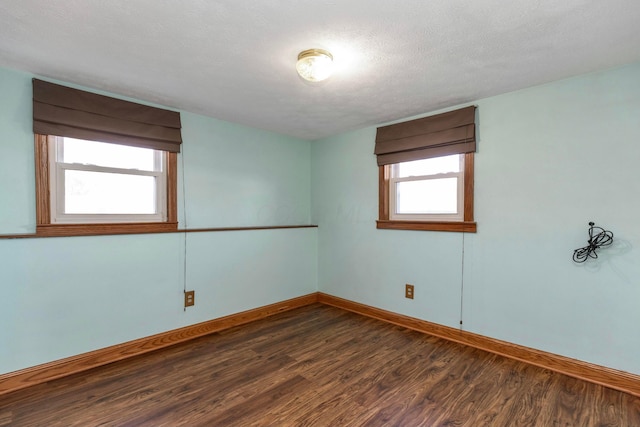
[376,220,477,233]
[1,224,318,239]
[36,222,179,237]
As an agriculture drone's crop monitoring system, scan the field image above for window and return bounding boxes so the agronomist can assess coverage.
[50,137,167,223]
[378,153,475,232]
[390,154,464,221]
[32,79,181,236]
[375,106,477,232]
[35,135,178,236]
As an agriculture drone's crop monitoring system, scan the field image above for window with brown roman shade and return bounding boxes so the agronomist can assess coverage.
[32,79,180,236]
[375,106,477,233]
[374,106,476,166]
[32,79,182,153]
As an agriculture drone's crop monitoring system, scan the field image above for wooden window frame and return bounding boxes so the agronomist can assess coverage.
[35,134,178,237]
[377,152,477,232]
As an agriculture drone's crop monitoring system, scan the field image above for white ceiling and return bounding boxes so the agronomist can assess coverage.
[1,1,639,141]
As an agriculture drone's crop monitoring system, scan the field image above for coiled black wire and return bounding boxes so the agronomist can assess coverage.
[572,222,614,263]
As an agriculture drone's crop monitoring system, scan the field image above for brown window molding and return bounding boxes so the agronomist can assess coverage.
[0,225,318,240]
[377,152,476,233]
[34,134,178,237]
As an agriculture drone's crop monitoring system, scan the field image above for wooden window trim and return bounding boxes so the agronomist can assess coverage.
[35,134,178,237]
[377,152,476,233]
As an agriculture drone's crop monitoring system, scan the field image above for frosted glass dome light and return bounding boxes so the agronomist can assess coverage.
[296,49,334,82]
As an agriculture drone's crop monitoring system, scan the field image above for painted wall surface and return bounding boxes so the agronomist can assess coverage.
[0,67,317,374]
[2,61,639,378]
[0,67,34,233]
[311,128,465,328]
[180,112,311,228]
[312,62,640,374]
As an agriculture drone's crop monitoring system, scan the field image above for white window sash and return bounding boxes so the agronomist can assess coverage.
[389,156,465,222]
[49,139,167,224]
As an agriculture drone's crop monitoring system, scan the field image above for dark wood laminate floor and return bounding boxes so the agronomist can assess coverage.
[1,304,639,426]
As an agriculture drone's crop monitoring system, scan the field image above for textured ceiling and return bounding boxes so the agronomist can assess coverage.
[1,0,639,140]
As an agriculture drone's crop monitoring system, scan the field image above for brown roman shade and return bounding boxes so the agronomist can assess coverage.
[33,79,182,152]
[374,106,476,166]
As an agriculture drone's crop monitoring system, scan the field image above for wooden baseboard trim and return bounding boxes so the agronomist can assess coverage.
[4,291,638,398]
[0,293,319,396]
[318,292,640,397]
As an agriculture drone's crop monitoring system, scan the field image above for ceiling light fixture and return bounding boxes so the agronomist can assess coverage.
[296,49,334,82]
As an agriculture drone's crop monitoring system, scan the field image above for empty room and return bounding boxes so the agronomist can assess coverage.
[1,1,640,426]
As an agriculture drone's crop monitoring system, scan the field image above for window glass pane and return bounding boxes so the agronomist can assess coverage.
[396,154,460,178]
[64,170,156,214]
[61,137,157,171]
[396,178,458,214]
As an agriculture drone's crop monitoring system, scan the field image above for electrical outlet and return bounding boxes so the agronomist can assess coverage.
[184,290,195,307]
[405,284,414,299]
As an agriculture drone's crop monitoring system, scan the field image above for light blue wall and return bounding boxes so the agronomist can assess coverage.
[0,67,317,374]
[2,61,639,377]
[0,67,34,233]
[312,62,640,374]
[311,128,465,328]
[181,113,310,228]
[0,233,184,371]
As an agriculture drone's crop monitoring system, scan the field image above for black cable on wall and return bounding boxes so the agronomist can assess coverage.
[572,222,613,263]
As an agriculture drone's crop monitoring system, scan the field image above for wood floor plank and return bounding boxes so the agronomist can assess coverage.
[2,304,639,426]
